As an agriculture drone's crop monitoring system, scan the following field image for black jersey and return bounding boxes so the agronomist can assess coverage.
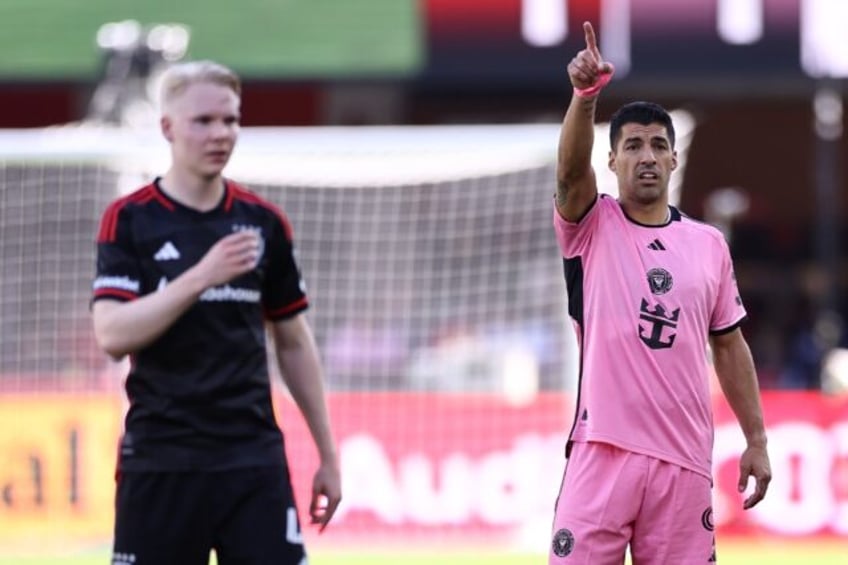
[93,179,308,471]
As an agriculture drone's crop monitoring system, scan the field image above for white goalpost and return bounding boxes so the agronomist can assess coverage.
[0,114,695,552]
[0,114,694,391]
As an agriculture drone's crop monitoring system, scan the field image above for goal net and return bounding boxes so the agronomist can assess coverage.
[0,114,694,552]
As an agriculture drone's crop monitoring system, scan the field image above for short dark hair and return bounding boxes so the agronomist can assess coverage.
[609,101,675,150]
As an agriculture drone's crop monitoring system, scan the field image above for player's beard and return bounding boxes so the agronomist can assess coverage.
[627,176,667,206]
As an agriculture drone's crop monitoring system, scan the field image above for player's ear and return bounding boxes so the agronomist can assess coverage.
[160,115,174,142]
[608,150,616,172]
[671,150,678,171]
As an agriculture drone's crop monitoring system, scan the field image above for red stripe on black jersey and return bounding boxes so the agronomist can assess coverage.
[93,288,138,301]
[147,184,177,212]
[96,197,124,243]
[227,182,295,241]
[264,296,309,320]
[223,180,236,211]
[97,184,174,243]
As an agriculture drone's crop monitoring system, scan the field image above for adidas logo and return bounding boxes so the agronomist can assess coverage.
[647,239,666,251]
[154,241,181,261]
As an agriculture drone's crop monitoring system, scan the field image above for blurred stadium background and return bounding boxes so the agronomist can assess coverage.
[0,0,847,563]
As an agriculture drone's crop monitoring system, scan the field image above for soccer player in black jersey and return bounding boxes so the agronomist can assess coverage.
[92,60,341,565]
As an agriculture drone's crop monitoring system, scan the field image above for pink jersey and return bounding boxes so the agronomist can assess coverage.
[554,195,746,478]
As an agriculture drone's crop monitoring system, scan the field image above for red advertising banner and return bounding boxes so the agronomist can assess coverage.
[280,392,572,548]
[712,392,848,537]
[0,390,846,549]
[280,391,848,548]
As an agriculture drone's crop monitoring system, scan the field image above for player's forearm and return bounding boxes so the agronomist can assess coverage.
[556,95,598,206]
[275,329,338,464]
[92,269,207,359]
[713,337,768,448]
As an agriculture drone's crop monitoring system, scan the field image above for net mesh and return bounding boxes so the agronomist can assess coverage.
[0,164,117,388]
[251,166,572,394]
[0,123,615,395]
[0,163,574,392]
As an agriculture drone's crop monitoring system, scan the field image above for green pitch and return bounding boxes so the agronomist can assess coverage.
[317,544,848,565]
[0,0,421,79]
[2,542,847,565]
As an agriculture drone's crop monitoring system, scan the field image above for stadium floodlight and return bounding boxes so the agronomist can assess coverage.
[145,24,191,62]
[717,0,764,45]
[518,0,631,77]
[801,0,848,78]
[521,0,568,47]
[96,20,143,52]
[87,21,191,126]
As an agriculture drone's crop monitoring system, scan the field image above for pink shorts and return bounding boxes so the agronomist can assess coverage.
[550,441,715,564]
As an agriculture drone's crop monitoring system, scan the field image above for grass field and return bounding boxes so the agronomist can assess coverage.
[1,540,846,565]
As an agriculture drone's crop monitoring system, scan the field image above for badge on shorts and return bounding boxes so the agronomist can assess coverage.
[701,507,714,531]
[552,528,575,557]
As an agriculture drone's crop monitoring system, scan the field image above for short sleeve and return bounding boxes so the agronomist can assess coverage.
[262,210,309,320]
[709,237,747,334]
[553,194,601,258]
[92,202,142,303]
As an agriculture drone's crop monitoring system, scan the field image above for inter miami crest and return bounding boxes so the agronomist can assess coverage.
[647,267,673,295]
[552,528,575,557]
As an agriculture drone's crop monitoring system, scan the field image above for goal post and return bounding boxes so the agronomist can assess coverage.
[0,113,695,389]
[0,113,695,551]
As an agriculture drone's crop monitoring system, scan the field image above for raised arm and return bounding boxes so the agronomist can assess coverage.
[270,314,341,531]
[710,328,772,509]
[556,22,614,222]
[92,230,261,359]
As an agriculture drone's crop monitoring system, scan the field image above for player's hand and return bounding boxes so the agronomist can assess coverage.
[310,460,342,532]
[568,22,614,92]
[737,444,771,509]
[193,230,261,288]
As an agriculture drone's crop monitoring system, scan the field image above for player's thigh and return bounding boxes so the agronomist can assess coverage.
[213,465,306,565]
[550,442,645,565]
[630,461,715,565]
[112,471,213,565]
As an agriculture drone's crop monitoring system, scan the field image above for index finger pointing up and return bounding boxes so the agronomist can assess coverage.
[583,21,601,59]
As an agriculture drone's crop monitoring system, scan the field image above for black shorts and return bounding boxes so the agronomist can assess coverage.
[112,465,306,565]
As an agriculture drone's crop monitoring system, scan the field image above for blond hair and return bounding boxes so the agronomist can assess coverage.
[159,60,241,109]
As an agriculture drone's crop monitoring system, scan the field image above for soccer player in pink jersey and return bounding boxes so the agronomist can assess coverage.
[548,22,772,564]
